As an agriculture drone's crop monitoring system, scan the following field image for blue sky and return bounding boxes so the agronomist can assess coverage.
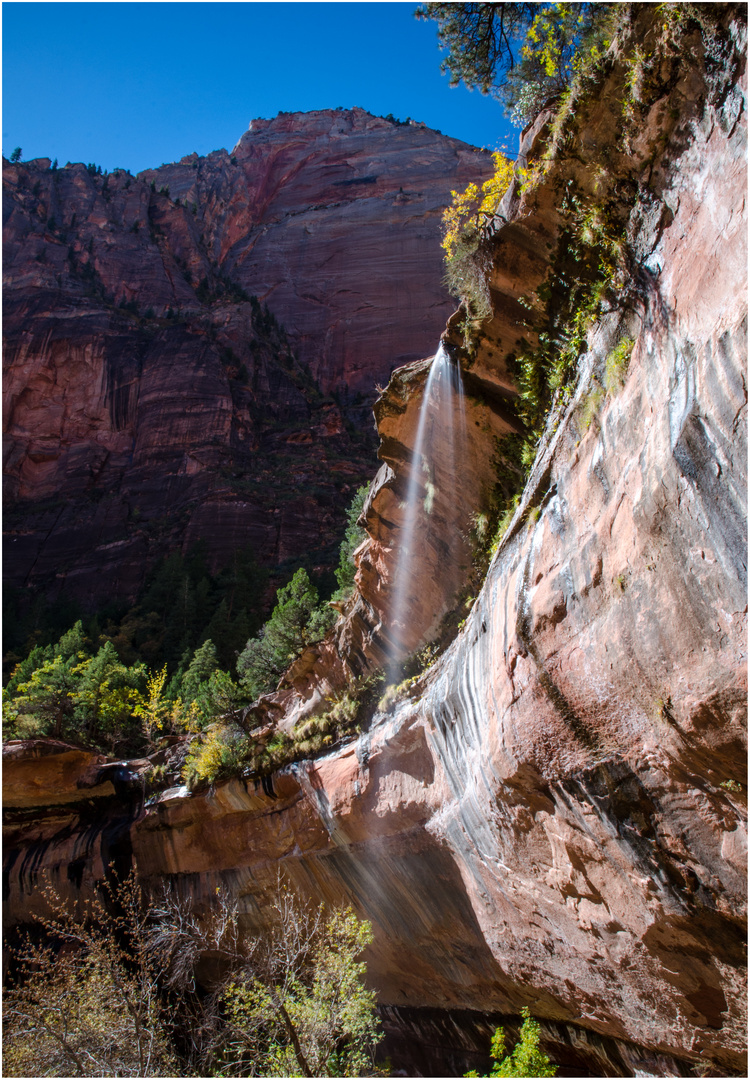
[2,1,516,173]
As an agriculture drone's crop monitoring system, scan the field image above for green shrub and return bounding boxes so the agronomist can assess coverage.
[222,904,381,1077]
[293,690,360,754]
[377,678,416,713]
[182,723,250,788]
[489,495,521,556]
[578,383,605,432]
[466,1008,556,1078]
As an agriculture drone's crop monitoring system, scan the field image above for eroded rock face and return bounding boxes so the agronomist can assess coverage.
[3,13,747,1078]
[2,111,492,607]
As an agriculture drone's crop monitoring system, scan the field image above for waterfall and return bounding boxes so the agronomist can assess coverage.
[386,343,466,680]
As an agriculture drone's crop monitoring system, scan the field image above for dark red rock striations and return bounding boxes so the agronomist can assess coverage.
[3,111,493,608]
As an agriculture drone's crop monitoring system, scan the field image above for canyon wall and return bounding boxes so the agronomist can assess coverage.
[3,10,747,1078]
[144,108,491,392]
[2,111,492,608]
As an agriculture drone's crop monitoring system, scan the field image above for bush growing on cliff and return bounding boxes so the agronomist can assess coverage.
[442,150,515,318]
[293,688,361,755]
[182,721,252,788]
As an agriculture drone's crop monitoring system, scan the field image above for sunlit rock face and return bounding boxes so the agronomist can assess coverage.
[2,110,492,607]
[143,108,493,393]
[3,12,747,1078]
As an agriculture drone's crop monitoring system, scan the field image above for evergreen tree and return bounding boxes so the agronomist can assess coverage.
[416,3,538,95]
[3,643,53,700]
[176,639,220,722]
[179,638,220,704]
[71,641,146,751]
[416,3,610,124]
[201,599,235,671]
[237,568,327,699]
[4,622,89,740]
[333,485,368,597]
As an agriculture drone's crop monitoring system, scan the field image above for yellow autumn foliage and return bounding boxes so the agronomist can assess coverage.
[441,151,514,262]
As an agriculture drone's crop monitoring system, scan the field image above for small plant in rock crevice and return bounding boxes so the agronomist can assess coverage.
[720,779,743,795]
[603,336,634,394]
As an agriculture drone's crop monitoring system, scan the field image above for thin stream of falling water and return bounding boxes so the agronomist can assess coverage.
[386,344,466,681]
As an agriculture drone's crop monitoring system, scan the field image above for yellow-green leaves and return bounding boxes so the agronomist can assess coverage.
[441,151,514,263]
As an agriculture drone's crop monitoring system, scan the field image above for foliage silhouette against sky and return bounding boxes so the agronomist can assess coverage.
[3,1,515,171]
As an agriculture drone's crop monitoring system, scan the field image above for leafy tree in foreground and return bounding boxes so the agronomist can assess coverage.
[3,874,176,1077]
[215,888,382,1077]
[4,873,380,1078]
[466,1008,557,1078]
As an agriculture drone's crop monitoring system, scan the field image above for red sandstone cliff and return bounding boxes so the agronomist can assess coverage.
[144,108,491,392]
[3,11,747,1078]
[2,111,492,608]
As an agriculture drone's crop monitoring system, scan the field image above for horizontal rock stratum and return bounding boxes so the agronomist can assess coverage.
[2,9,747,1078]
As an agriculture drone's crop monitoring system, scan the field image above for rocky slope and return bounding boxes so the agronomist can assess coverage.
[3,9,747,1078]
[2,110,492,611]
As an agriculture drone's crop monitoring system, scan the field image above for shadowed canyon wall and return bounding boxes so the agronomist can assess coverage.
[3,109,492,609]
[3,10,747,1078]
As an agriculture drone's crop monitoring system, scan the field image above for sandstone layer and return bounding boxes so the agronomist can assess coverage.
[2,111,492,609]
[3,11,747,1078]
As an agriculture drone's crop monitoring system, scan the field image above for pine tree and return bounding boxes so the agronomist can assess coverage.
[180,639,220,702]
[237,569,324,699]
[333,485,368,597]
